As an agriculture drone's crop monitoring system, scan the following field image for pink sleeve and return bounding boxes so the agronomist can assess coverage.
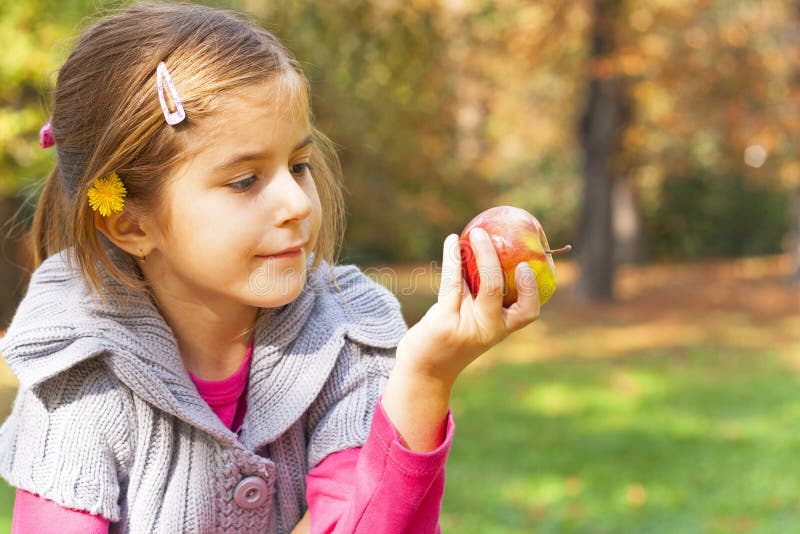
[12,489,109,534]
[306,396,454,534]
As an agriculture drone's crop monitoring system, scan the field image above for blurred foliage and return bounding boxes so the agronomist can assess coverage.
[0,0,797,262]
[249,0,490,262]
[0,0,92,199]
[648,173,789,258]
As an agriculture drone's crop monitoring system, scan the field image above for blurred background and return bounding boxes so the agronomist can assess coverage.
[1,0,799,532]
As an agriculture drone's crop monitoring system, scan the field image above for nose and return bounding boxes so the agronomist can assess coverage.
[272,168,313,224]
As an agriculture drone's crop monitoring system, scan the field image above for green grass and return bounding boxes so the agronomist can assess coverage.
[441,346,800,533]
[0,480,11,534]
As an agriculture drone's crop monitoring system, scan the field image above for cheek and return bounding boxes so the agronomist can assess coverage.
[161,196,241,256]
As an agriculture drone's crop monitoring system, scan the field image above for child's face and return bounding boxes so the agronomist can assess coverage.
[145,77,322,313]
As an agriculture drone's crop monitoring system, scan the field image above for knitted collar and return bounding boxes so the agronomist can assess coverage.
[0,249,407,450]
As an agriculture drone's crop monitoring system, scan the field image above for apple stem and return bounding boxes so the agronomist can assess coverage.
[545,244,572,255]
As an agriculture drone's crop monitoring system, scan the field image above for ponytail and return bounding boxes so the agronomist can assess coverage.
[30,167,69,270]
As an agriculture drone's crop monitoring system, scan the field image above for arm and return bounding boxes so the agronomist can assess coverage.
[306,397,453,534]
[13,489,109,534]
[0,360,131,527]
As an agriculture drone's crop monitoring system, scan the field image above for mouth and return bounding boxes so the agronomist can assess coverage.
[256,244,305,259]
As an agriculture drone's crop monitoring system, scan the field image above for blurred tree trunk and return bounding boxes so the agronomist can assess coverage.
[576,0,632,300]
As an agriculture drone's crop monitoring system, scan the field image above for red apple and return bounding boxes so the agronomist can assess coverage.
[459,206,571,307]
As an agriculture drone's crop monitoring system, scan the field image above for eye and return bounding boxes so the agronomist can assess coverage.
[228,175,257,192]
[291,162,314,177]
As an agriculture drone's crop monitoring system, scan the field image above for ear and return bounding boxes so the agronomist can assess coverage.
[94,209,158,258]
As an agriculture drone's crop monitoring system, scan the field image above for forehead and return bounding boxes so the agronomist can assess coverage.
[185,74,311,159]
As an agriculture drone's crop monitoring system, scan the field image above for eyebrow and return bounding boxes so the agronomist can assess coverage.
[212,134,314,173]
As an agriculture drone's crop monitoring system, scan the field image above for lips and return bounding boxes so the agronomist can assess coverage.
[257,243,305,258]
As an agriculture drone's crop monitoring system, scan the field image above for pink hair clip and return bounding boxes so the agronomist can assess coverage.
[156,61,186,125]
[39,119,54,148]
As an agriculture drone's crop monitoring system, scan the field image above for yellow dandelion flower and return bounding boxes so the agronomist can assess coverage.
[87,172,126,217]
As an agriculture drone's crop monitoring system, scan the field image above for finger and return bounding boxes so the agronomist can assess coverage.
[469,227,505,309]
[502,261,541,332]
[437,234,462,313]
[459,271,474,317]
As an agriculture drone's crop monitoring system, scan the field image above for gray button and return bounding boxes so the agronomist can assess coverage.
[233,476,269,509]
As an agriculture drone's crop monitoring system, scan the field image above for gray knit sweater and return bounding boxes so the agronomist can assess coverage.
[0,249,408,533]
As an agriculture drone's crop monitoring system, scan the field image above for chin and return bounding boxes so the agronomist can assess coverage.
[247,264,308,306]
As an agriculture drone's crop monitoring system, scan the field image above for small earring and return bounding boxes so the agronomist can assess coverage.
[139,249,146,263]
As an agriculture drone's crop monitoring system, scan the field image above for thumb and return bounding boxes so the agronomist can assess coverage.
[515,261,537,298]
[502,261,541,332]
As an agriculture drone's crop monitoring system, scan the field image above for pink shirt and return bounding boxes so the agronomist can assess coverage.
[185,341,253,433]
[12,341,453,533]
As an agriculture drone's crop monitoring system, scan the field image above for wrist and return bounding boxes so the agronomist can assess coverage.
[381,353,454,452]
[395,337,460,389]
[392,357,456,399]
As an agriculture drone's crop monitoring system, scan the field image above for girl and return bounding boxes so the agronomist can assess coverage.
[0,2,540,533]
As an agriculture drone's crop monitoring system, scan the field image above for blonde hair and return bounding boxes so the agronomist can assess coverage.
[30,1,346,316]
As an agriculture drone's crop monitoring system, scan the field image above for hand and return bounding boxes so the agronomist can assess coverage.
[396,228,541,385]
[382,228,540,452]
